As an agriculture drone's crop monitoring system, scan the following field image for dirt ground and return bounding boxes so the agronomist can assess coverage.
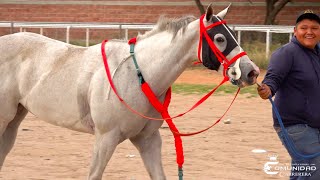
[0,69,292,180]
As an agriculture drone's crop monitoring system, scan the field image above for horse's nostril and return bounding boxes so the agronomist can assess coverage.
[247,70,258,78]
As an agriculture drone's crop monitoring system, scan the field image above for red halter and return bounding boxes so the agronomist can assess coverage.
[197,14,247,79]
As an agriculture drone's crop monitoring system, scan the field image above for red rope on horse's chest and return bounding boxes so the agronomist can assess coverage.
[102,39,184,168]
[101,37,240,168]
[140,66,184,168]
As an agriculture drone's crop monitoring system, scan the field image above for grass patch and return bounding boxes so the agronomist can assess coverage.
[242,41,283,69]
[172,83,258,97]
[69,40,99,47]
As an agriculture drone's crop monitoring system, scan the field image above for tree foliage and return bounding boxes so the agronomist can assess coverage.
[193,0,292,25]
[264,0,292,25]
[193,0,205,15]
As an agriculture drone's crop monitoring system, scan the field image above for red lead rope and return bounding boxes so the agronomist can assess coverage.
[101,15,243,174]
[101,39,240,171]
[102,39,184,168]
[141,83,184,168]
[102,39,234,122]
[101,39,238,128]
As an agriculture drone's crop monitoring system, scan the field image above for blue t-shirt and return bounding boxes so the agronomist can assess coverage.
[263,36,320,128]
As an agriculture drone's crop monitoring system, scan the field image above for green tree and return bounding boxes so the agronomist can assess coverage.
[193,0,205,15]
[194,0,292,25]
[263,0,292,25]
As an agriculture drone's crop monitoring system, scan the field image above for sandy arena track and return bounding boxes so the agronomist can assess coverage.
[0,69,291,180]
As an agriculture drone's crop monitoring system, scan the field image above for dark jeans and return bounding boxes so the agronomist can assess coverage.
[276,124,320,180]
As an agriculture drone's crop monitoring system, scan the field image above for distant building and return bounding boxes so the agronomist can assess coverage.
[1,0,319,24]
[0,0,319,40]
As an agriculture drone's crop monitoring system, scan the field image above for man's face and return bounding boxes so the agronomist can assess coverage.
[294,19,320,49]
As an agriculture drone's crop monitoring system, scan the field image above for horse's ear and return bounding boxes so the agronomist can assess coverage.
[216,3,231,19]
[205,3,214,21]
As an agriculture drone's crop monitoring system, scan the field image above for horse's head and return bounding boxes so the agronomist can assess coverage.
[199,4,260,88]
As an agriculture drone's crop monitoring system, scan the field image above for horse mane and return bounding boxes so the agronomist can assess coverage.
[137,15,197,41]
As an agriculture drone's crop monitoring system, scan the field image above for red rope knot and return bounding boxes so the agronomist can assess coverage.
[128,37,137,45]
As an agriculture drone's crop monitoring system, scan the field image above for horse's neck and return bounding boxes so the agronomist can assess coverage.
[135,20,199,96]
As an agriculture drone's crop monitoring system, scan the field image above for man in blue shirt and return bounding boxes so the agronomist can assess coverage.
[257,10,320,179]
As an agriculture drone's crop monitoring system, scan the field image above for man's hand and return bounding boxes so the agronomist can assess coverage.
[257,83,272,99]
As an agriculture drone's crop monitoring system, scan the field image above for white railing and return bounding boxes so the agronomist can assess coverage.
[0,21,294,58]
[229,24,294,57]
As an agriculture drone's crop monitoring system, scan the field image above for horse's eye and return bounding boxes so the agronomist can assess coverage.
[216,37,224,43]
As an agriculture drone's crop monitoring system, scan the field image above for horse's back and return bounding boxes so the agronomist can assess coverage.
[0,32,96,132]
[0,32,143,133]
[0,32,85,95]
[0,33,45,119]
[0,32,69,61]
[0,32,84,71]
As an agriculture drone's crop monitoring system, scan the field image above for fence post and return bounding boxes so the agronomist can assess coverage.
[237,30,241,45]
[66,26,70,44]
[266,30,270,59]
[86,28,90,47]
[289,33,292,42]
[125,28,128,41]
[119,24,123,39]
[10,22,14,34]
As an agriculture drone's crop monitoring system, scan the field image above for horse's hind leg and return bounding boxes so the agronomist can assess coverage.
[130,129,166,180]
[0,104,28,170]
[88,128,121,180]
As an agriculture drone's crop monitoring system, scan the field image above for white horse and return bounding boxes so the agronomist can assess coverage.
[0,4,259,180]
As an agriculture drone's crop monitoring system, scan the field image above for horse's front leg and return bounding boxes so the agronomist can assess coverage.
[130,129,166,180]
[88,128,121,180]
[0,104,27,171]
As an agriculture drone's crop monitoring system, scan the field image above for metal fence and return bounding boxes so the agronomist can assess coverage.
[0,21,294,58]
